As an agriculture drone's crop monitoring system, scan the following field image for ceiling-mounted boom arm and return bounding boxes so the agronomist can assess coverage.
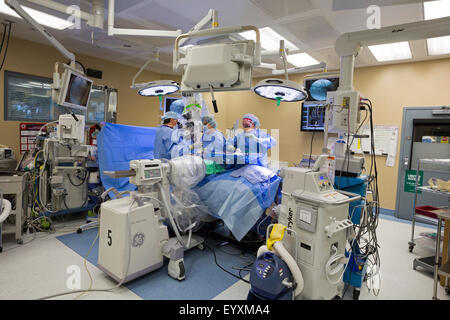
[5,0,75,63]
[335,16,450,91]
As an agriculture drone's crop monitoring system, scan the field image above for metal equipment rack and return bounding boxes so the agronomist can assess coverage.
[408,158,450,298]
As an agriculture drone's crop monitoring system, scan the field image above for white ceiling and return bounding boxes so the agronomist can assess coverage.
[2,0,449,77]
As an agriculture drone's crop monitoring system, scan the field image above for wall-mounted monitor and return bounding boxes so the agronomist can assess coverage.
[57,69,93,110]
[304,74,339,102]
[301,102,327,132]
[164,96,184,114]
[301,73,339,132]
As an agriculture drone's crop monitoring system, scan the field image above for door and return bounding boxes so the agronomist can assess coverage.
[395,107,450,221]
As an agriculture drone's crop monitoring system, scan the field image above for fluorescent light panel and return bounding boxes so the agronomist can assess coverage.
[239,27,298,51]
[286,53,319,67]
[0,0,73,30]
[368,42,412,62]
[424,0,450,55]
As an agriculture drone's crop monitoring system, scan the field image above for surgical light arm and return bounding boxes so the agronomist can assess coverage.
[5,0,75,63]
[335,16,450,91]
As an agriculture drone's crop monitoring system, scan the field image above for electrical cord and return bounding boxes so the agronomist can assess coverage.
[308,130,316,168]
[204,241,251,284]
[36,199,136,300]
[0,22,11,72]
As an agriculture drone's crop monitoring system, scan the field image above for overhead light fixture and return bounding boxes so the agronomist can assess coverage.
[424,0,450,55]
[137,80,179,97]
[368,41,412,62]
[253,78,308,105]
[286,53,320,67]
[239,27,298,51]
[0,0,74,30]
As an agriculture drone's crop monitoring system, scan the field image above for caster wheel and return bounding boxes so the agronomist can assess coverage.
[0,246,2,253]
[331,295,342,300]
[408,243,415,253]
[353,289,360,300]
[17,239,23,245]
[77,228,82,234]
[445,287,449,295]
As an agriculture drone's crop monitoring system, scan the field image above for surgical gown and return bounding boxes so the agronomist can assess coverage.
[202,129,226,164]
[229,129,276,168]
[153,125,177,160]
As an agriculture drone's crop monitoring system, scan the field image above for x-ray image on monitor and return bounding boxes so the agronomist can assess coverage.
[304,76,339,102]
[301,102,326,131]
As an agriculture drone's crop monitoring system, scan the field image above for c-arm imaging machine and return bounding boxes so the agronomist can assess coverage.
[98,157,205,282]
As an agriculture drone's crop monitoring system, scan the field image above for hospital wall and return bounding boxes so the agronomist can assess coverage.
[0,36,164,157]
[193,57,450,211]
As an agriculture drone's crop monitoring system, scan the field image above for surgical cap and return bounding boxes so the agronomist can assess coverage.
[202,116,217,129]
[242,113,260,128]
[169,99,185,115]
[161,111,180,122]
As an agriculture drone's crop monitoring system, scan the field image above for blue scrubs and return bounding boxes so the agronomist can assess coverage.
[153,125,177,160]
[202,129,226,164]
[229,129,276,168]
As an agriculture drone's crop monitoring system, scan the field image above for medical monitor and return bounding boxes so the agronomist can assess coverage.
[301,73,339,132]
[57,69,93,110]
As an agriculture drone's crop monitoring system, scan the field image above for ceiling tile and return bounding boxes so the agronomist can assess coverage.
[250,0,315,20]
[280,15,340,50]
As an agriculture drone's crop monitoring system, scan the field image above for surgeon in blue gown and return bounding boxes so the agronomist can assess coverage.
[153,111,180,160]
[201,116,227,164]
[228,113,276,168]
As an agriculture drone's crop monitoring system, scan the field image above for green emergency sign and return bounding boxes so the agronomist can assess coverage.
[404,170,423,193]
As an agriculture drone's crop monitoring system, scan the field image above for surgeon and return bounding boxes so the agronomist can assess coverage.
[153,111,180,160]
[228,113,276,168]
[201,116,227,164]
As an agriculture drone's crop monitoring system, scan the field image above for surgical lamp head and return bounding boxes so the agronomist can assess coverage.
[137,80,180,97]
[253,78,308,106]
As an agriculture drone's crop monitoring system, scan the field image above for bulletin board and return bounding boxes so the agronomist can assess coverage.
[327,125,399,167]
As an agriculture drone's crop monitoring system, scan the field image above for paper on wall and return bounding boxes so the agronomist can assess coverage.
[385,127,399,167]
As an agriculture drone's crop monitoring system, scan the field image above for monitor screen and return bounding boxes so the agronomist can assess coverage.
[304,76,339,102]
[164,96,184,114]
[301,102,327,132]
[63,72,92,108]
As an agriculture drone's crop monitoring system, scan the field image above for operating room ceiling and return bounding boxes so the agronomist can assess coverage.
[1,0,448,77]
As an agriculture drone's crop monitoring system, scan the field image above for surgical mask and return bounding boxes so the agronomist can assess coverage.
[203,125,209,132]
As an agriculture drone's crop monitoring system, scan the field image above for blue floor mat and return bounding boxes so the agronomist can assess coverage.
[56,228,252,300]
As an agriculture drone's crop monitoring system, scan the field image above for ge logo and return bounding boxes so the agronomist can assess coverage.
[132,232,145,247]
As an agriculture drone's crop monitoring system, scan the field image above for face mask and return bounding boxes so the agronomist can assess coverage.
[203,125,209,132]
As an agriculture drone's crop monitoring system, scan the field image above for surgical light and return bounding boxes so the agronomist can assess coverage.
[253,78,308,106]
[0,0,74,30]
[137,80,179,97]
[424,0,450,55]
[368,41,412,62]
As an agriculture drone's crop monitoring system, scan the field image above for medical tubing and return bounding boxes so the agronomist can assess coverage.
[36,200,136,300]
[0,198,11,224]
[272,241,304,297]
[325,245,348,285]
[158,183,187,248]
